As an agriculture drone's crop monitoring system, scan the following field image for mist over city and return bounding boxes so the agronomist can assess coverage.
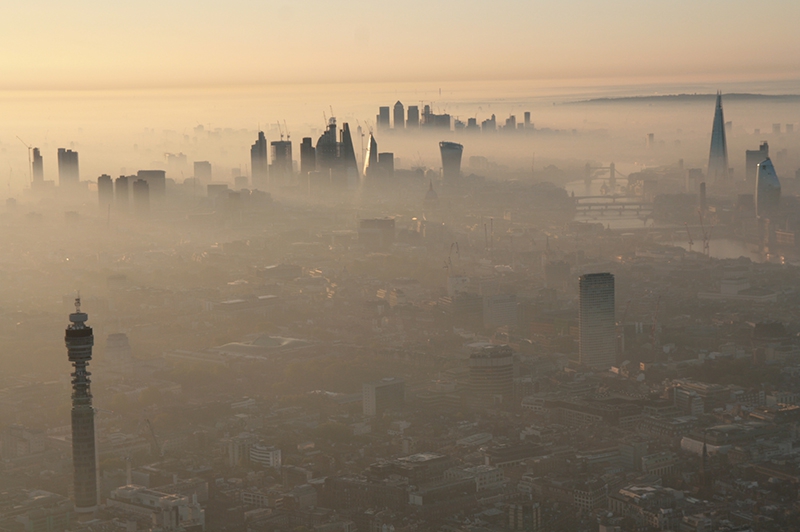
[1,2,800,532]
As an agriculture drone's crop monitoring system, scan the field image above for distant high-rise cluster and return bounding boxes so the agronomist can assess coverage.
[312,117,359,188]
[96,170,165,217]
[374,103,532,133]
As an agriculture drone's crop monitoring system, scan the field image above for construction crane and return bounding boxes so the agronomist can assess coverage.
[276,121,284,141]
[650,296,661,348]
[617,299,632,354]
[283,120,290,141]
[698,211,710,256]
[145,419,164,457]
[620,299,632,325]
[684,222,694,252]
[15,136,33,184]
[444,242,460,275]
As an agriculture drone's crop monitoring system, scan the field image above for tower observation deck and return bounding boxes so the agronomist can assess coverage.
[65,298,98,513]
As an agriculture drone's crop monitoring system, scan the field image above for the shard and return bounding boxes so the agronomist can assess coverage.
[707,92,729,183]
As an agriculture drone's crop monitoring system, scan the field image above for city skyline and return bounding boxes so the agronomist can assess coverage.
[3,3,800,529]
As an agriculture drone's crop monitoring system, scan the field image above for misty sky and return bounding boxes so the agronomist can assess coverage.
[3,0,799,90]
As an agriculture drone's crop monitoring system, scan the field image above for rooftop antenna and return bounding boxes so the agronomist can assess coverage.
[16,136,33,184]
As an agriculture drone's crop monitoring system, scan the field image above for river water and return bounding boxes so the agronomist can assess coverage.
[567,179,776,262]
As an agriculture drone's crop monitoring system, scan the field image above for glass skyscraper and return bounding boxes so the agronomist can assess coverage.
[579,273,616,369]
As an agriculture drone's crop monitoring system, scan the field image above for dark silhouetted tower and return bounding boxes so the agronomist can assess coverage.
[439,141,463,186]
[136,170,166,200]
[65,299,97,513]
[377,153,394,178]
[469,345,514,404]
[32,148,43,183]
[251,131,268,188]
[746,142,769,184]
[316,118,339,172]
[193,161,212,182]
[481,114,496,132]
[115,176,129,212]
[132,179,150,215]
[340,123,359,187]
[58,148,80,187]
[300,137,316,175]
[270,140,293,183]
[377,107,390,130]
[97,175,113,208]
[407,106,419,128]
[579,273,616,369]
[755,158,780,217]
[708,92,729,183]
[393,101,405,130]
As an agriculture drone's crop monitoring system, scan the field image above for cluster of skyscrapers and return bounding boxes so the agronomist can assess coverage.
[376,102,532,133]
[251,117,360,189]
[27,147,80,190]
[708,93,782,217]
[97,171,166,215]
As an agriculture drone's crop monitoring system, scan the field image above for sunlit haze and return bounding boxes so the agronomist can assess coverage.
[4,2,800,530]
[2,0,800,89]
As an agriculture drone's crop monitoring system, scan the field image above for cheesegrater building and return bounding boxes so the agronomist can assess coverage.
[65,298,98,513]
[579,273,616,369]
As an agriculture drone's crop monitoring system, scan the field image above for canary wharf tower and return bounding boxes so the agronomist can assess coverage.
[65,298,98,513]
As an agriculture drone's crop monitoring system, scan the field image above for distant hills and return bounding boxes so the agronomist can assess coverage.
[566,93,800,104]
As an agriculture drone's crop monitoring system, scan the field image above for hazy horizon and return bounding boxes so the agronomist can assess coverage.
[2,0,800,90]
[1,77,798,196]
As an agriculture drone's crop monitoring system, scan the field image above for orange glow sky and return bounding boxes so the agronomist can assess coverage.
[2,0,799,90]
